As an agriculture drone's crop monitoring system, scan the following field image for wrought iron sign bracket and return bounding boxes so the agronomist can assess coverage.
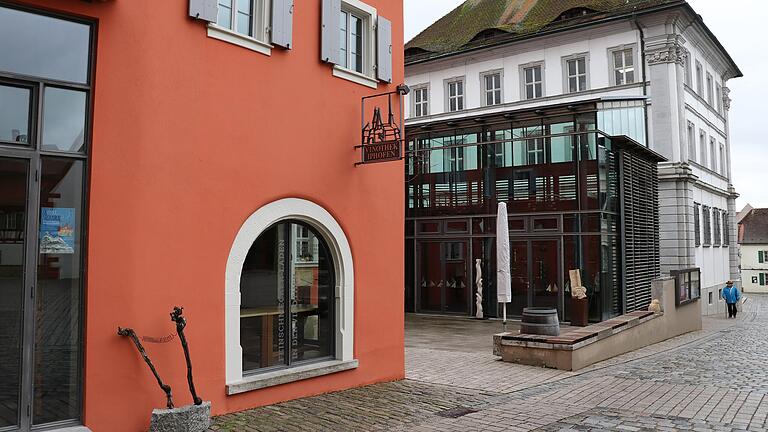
[355,84,410,166]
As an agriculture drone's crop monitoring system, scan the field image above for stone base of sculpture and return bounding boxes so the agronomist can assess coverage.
[150,401,211,432]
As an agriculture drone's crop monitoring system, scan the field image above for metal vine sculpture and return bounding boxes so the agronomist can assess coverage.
[117,327,174,409]
[170,306,202,406]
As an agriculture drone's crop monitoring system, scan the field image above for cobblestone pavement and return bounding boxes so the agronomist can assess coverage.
[211,296,768,431]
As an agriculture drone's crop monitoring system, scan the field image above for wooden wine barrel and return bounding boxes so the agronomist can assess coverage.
[520,307,560,336]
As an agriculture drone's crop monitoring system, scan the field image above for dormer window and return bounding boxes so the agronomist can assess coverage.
[555,7,596,22]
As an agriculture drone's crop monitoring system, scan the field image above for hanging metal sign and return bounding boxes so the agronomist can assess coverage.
[356,84,410,166]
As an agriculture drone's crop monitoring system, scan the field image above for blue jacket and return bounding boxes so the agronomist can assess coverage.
[722,286,741,304]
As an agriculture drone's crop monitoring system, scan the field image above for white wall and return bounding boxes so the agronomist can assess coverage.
[405,22,642,121]
[741,244,768,293]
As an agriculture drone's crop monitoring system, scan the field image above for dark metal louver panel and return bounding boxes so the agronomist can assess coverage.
[621,150,660,313]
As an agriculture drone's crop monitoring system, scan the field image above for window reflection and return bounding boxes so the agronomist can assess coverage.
[42,87,86,153]
[34,158,84,425]
[240,222,334,373]
[0,158,28,428]
[0,85,31,144]
[0,6,90,84]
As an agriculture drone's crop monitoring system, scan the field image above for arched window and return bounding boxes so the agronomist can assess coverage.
[225,198,355,390]
[240,221,335,372]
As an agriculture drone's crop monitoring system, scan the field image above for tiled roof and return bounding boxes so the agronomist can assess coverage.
[406,0,681,61]
[740,208,768,245]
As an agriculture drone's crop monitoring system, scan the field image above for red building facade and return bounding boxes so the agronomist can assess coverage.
[0,1,404,430]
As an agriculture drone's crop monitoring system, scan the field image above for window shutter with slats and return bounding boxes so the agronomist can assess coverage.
[761,273,765,286]
[271,0,294,49]
[320,0,341,64]
[760,251,764,263]
[376,15,393,83]
[189,0,218,23]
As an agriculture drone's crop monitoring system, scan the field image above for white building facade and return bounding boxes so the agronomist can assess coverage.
[404,0,741,317]
[738,209,768,294]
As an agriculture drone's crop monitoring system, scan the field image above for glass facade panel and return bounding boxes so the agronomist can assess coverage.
[0,84,31,144]
[0,6,91,84]
[0,158,27,429]
[42,87,87,153]
[597,102,646,146]
[407,105,629,321]
[34,158,84,425]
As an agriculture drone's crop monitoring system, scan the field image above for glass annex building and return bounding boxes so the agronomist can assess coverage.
[405,99,663,322]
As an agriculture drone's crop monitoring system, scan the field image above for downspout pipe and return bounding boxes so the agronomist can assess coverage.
[633,15,650,148]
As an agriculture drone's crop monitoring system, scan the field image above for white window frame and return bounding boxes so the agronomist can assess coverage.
[687,121,696,163]
[563,53,589,93]
[706,72,714,105]
[225,198,357,393]
[444,76,465,112]
[699,130,707,166]
[709,136,717,172]
[608,45,636,86]
[716,82,723,114]
[684,49,692,86]
[520,61,545,100]
[332,0,378,89]
[410,84,429,118]
[695,60,703,95]
[208,0,273,56]
[480,69,503,107]
[719,142,726,176]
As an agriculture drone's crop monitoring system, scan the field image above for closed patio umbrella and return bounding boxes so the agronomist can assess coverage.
[496,202,511,331]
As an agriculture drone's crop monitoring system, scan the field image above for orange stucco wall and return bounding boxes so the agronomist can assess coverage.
[16,1,405,430]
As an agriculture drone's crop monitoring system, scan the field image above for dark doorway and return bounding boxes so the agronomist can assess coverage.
[417,240,470,314]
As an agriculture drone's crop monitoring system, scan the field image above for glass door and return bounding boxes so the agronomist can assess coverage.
[531,239,560,310]
[0,4,92,427]
[0,157,29,430]
[417,240,470,314]
[418,242,442,312]
[443,241,469,314]
[508,241,528,316]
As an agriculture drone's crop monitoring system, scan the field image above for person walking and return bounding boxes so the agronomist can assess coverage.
[722,281,741,318]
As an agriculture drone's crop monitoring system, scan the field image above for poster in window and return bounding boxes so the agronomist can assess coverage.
[39,208,75,254]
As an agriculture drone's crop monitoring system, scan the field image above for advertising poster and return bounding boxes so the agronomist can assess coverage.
[39,207,75,254]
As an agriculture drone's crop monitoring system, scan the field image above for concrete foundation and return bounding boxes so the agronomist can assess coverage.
[149,402,211,432]
[494,277,702,371]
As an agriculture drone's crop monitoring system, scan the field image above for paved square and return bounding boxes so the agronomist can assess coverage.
[211,297,768,431]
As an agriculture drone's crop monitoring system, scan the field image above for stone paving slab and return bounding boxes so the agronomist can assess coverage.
[210,296,768,432]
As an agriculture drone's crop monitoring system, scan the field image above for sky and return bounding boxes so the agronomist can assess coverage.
[404,0,766,211]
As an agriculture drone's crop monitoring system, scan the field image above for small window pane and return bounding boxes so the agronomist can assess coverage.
[236,0,253,36]
[350,15,363,73]
[613,51,623,67]
[534,67,542,81]
[218,0,233,29]
[339,11,348,69]
[42,87,86,153]
[525,68,533,82]
[0,85,30,144]
[0,6,91,84]
[624,51,633,66]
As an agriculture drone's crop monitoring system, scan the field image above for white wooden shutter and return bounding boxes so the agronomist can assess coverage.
[189,0,218,23]
[376,15,393,83]
[271,0,294,49]
[321,0,341,64]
